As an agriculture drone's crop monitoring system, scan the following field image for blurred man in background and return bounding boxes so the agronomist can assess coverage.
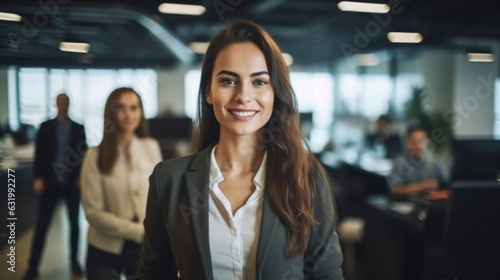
[387,125,447,199]
[23,93,87,280]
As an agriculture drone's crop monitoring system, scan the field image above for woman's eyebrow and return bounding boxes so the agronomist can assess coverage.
[217,70,269,77]
[250,71,269,77]
[217,70,238,77]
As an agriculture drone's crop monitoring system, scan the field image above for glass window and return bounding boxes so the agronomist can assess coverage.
[290,72,334,152]
[48,69,66,118]
[67,69,85,122]
[185,69,201,120]
[359,62,392,118]
[10,67,158,147]
[394,57,423,117]
[338,74,360,115]
[360,74,391,118]
[84,69,116,146]
[336,58,360,116]
[18,68,48,126]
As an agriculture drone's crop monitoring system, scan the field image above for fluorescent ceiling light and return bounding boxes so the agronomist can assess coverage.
[355,53,379,66]
[338,1,390,14]
[158,3,206,15]
[59,42,90,53]
[387,32,423,43]
[282,53,293,66]
[188,42,210,54]
[467,53,495,62]
[0,12,22,22]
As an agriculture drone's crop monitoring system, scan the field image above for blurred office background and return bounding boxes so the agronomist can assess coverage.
[1,0,500,279]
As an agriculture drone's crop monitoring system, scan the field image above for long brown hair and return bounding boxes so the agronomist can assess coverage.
[97,87,148,175]
[193,19,332,257]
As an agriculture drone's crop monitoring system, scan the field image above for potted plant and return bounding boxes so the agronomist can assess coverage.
[404,86,454,154]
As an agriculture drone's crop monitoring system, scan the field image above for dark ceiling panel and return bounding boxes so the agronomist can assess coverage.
[0,0,499,67]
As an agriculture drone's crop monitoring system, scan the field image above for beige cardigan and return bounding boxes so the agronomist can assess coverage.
[81,136,162,254]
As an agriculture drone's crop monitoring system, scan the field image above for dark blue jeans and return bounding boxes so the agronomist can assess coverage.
[86,240,142,280]
[28,183,80,270]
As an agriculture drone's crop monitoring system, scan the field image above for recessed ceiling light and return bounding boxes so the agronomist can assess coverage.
[282,53,293,66]
[338,1,390,14]
[188,42,210,54]
[59,42,90,53]
[158,3,206,15]
[355,53,379,66]
[467,53,495,62]
[0,12,22,22]
[387,32,423,43]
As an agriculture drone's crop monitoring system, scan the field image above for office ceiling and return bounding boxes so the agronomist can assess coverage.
[0,0,499,68]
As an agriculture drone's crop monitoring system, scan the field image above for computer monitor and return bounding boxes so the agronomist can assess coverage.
[443,181,500,278]
[147,116,193,140]
[450,139,500,181]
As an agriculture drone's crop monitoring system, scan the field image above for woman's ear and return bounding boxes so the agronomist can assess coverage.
[205,89,213,105]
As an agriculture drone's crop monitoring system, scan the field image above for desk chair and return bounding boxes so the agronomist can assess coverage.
[443,181,500,279]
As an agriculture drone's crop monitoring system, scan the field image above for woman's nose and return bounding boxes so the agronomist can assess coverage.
[234,83,251,103]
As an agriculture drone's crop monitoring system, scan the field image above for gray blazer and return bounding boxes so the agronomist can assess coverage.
[137,145,344,280]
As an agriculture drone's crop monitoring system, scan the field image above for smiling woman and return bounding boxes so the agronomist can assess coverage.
[137,19,344,280]
[206,42,274,138]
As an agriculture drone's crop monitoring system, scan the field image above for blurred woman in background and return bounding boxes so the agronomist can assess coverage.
[81,87,161,280]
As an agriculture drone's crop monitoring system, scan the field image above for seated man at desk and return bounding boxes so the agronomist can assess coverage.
[387,125,448,199]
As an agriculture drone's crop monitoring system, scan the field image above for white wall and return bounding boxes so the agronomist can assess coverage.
[420,50,455,112]
[451,46,497,137]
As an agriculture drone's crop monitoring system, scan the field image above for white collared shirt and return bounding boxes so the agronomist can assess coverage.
[208,146,266,280]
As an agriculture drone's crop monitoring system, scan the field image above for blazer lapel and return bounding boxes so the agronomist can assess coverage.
[256,194,279,278]
[185,145,214,280]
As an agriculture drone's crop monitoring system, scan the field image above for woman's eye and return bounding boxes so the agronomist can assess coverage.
[254,80,268,86]
[221,78,236,85]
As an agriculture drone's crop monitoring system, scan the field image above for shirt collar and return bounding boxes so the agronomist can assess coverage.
[209,145,267,190]
[209,146,224,186]
[55,118,71,127]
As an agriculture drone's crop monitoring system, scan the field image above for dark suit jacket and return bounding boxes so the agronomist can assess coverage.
[33,118,87,185]
[137,145,344,280]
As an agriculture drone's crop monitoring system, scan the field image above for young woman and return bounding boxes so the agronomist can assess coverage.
[81,87,162,279]
[137,20,344,279]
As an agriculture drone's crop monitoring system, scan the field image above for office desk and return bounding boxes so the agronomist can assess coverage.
[364,195,447,280]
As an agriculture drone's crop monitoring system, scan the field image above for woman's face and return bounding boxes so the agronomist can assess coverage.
[206,42,274,139]
[114,91,142,133]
